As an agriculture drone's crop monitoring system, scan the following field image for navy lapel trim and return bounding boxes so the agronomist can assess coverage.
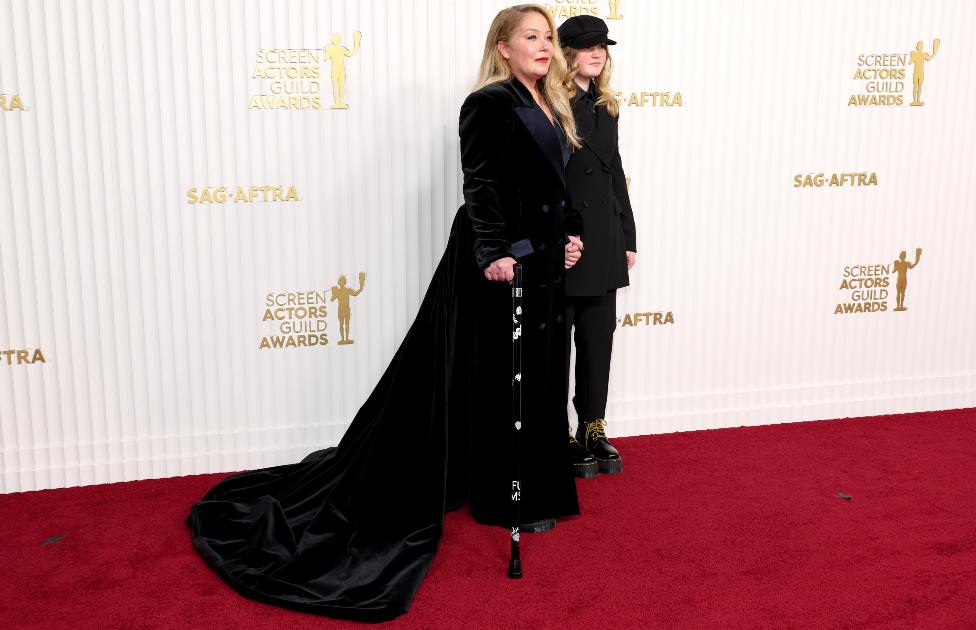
[505,78,567,188]
[515,105,567,188]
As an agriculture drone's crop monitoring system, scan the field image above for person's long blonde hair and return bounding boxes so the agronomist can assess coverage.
[474,5,580,148]
[562,45,620,118]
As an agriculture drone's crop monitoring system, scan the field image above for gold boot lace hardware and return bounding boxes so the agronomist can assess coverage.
[583,419,608,447]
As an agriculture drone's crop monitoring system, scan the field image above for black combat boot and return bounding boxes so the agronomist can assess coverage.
[569,433,600,478]
[577,419,622,474]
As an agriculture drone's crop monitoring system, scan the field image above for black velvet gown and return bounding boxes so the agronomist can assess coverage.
[186,78,579,622]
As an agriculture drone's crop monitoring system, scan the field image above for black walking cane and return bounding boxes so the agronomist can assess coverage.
[508,264,524,579]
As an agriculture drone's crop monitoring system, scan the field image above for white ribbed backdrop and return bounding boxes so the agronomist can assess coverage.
[2,0,974,492]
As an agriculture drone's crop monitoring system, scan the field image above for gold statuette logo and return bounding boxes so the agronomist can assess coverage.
[1,348,46,365]
[324,32,362,109]
[849,39,940,107]
[331,272,366,345]
[260,274,368,350]
[892,248,922,311]
[909,40,939,106]
[834,248,922,315]
[249,32,362,111]
[0,94,27,111]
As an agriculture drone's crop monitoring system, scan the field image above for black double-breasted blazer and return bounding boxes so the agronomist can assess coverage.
[457,77,582,526]
[564,84,637,296]
[459,78,581,285]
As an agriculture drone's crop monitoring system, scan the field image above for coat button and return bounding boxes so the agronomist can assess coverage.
[585,168,593,175]
[561,200,566,208]
[542,203,549,213]
[583,200,590,208]
[602,165,610,173]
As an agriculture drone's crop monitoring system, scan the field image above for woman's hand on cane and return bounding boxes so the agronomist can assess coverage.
[485,256,517,282]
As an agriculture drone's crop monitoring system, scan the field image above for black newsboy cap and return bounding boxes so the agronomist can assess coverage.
[557,15,617,49]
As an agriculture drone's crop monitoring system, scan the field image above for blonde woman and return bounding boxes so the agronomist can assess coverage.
[558,15,637,476]
[187,5,584,621]
[460,3,584,533]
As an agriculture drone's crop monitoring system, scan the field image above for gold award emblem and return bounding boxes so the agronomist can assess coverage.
[835,248,922,315]
[892,248,922,311]
[249,31,362,110]
[849,39,939,107]
[331,271,366,344]
[607,0,623,20]
[909,40,939,106]
[324,32,362,110]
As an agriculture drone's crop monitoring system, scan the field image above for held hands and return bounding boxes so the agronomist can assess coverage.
[565,236,584,270]
[484,256,517,282]
[485,238,590,279]
[626,251,636,270]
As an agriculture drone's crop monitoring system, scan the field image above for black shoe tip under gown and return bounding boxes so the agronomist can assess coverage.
[187,208,580,622]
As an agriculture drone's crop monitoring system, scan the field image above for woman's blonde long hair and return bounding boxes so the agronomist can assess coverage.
[562,45,620,118]
[474,4,581,148]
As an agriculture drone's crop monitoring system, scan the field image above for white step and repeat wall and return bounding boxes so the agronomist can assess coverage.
[2,0,975,492]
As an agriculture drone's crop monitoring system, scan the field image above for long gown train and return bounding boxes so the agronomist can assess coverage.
[187,207,579,621]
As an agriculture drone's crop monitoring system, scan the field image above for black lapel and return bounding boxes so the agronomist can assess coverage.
[572,86,616,167]
[507,79,567,188]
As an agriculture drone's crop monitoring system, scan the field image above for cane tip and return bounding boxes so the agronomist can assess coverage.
[507,559,523,579]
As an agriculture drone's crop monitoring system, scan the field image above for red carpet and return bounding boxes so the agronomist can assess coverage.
[3,409,976,629]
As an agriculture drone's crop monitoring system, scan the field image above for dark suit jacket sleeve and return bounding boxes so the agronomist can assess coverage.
[459,91,514,269]
[612,146,637,252]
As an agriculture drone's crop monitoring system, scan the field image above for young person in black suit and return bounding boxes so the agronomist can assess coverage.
[558,15,637,476]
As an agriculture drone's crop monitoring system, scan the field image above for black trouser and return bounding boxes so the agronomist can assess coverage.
[565,291,616,425]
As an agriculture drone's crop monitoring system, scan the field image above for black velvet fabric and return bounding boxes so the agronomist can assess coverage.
[186,78,580,622]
